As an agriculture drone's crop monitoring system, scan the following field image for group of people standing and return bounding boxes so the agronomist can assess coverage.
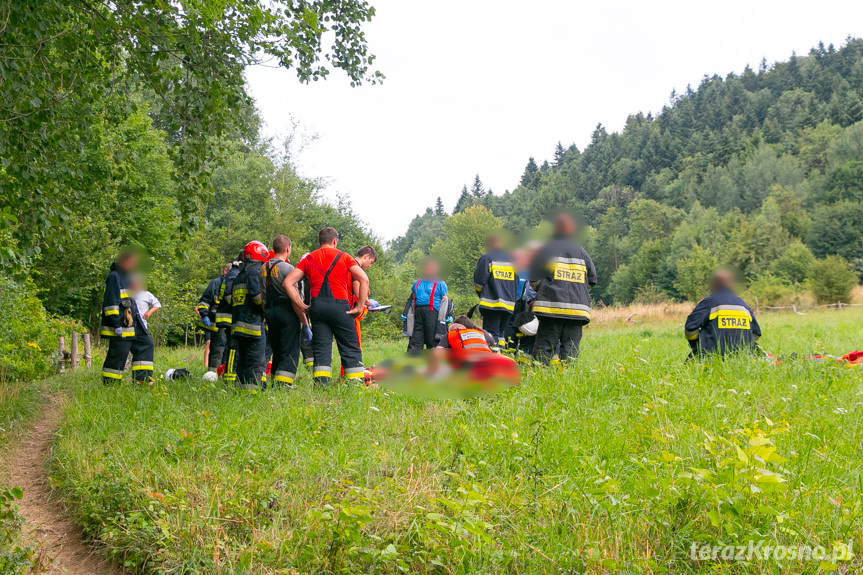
[402,213,598,364]
[100,216,764,387]
[194,228,378,388]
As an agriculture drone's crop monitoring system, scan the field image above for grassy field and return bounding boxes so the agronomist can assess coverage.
[43,309,863,574]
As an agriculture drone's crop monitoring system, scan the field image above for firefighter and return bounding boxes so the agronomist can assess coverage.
[214,257,242,378]
[350,245,378,349]
[195,263,230,373]
[295,253,315,370]
[284,227,369,387]
[225,241,270,389]
[473,234,518,349]
[529,214,597,364]
[684,269,762,357]
[262,235,301,388]
[100,248,154,384]
[405,258,452,353]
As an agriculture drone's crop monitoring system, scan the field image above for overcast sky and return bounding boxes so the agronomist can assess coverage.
[246,0,863,243]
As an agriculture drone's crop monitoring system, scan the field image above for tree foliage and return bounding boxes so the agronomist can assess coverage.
[393,39,863,302]
[0,0,381,264]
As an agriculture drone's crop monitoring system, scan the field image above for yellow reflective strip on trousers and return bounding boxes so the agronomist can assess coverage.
[532,305,590,318]
[101,371,123,379]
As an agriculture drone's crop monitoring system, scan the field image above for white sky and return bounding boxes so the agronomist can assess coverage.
[246,0,863,243]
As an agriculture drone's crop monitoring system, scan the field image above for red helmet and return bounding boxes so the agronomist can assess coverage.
[243,241,270,263]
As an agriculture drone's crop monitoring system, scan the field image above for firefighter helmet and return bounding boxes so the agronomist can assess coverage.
[243,241,270,263]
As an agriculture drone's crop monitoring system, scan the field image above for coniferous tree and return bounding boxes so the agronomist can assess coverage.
[470,174,485,198]
[434,197,445,216]
[520,157,539,188]
[453,185,472,214]
[553,141,566,167]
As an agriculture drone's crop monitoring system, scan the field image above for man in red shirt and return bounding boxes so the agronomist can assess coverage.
[285,227,370,386]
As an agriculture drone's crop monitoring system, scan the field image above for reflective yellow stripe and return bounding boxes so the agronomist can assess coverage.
[313,370,332,378]
[273,375,294,384]
[101,371,123,380]
[233,326,262,337]
[532,305,591,318]
[479,301,515,311]
[708,309,751,321]
[131,365,153,371]
[345,372,364,379]
[685,330,699,340]
[104,309,119,316]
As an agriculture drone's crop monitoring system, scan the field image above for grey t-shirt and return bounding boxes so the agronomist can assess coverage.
[261,258,295,305]
[135,290,161,329]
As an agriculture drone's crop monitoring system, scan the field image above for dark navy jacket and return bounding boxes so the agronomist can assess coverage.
[196,276,222,332]
[230,261,264,338]
[215,265,240,328]
[685,287,761,355]
[474,248,519,313]
[100,263,144,339]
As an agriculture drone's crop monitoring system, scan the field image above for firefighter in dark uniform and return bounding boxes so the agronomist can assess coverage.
[529,214,597,364]
[473,234,519,349]
[195,264,229,373]
[214,257,241,372]
[262,235,301,388]
[684,269,762,357]
[225,241,269,388]
[285,227,369,387]
[100,249,154,384]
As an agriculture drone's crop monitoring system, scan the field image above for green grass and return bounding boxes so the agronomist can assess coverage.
[51,310,863,574]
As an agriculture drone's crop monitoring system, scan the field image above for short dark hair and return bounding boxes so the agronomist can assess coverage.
[318,227,339,245]
[272,235,292,253]
[357,245,377,260]
[453,315,480,330]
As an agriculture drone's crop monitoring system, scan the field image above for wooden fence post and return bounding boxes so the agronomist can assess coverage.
[83,333,92,367]
[70,333,79,371]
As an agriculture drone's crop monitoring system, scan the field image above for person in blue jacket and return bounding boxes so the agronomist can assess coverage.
[684,269,762,357]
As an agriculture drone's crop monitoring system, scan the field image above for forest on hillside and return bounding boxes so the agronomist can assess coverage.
[392,39,863,308]
[2,6,863,381]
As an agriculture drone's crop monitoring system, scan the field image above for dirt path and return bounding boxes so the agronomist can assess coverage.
[7,394,119,575]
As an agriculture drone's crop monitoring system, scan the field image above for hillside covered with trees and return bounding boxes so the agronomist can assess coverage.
[392,39,863,308]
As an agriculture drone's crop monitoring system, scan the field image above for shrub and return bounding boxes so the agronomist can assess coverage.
[0,275,82,382]
[742,273,795,307]
[770,240,815,285]
[809,256,859,304]
[675,245,719,302]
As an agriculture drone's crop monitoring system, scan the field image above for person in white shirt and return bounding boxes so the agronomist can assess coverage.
[130,275,161,330]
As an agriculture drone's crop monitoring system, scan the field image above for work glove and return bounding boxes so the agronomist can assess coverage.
[400,315,407,321]
[446,316,453,323]
[202,316,211,327]
[301,325,313,344]
[114,327,124,336]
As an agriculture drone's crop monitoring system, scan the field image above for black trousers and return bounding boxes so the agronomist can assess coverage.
[219,327,233,368]
[226,334,266,389]
[532,317,583,364]
[301,337,314,368]
[480,308,511,347]
[266,304,301,387]
[102,328,154,384]
[309,297,363,385]
[208,327,227,371]
[407,307,440,353]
